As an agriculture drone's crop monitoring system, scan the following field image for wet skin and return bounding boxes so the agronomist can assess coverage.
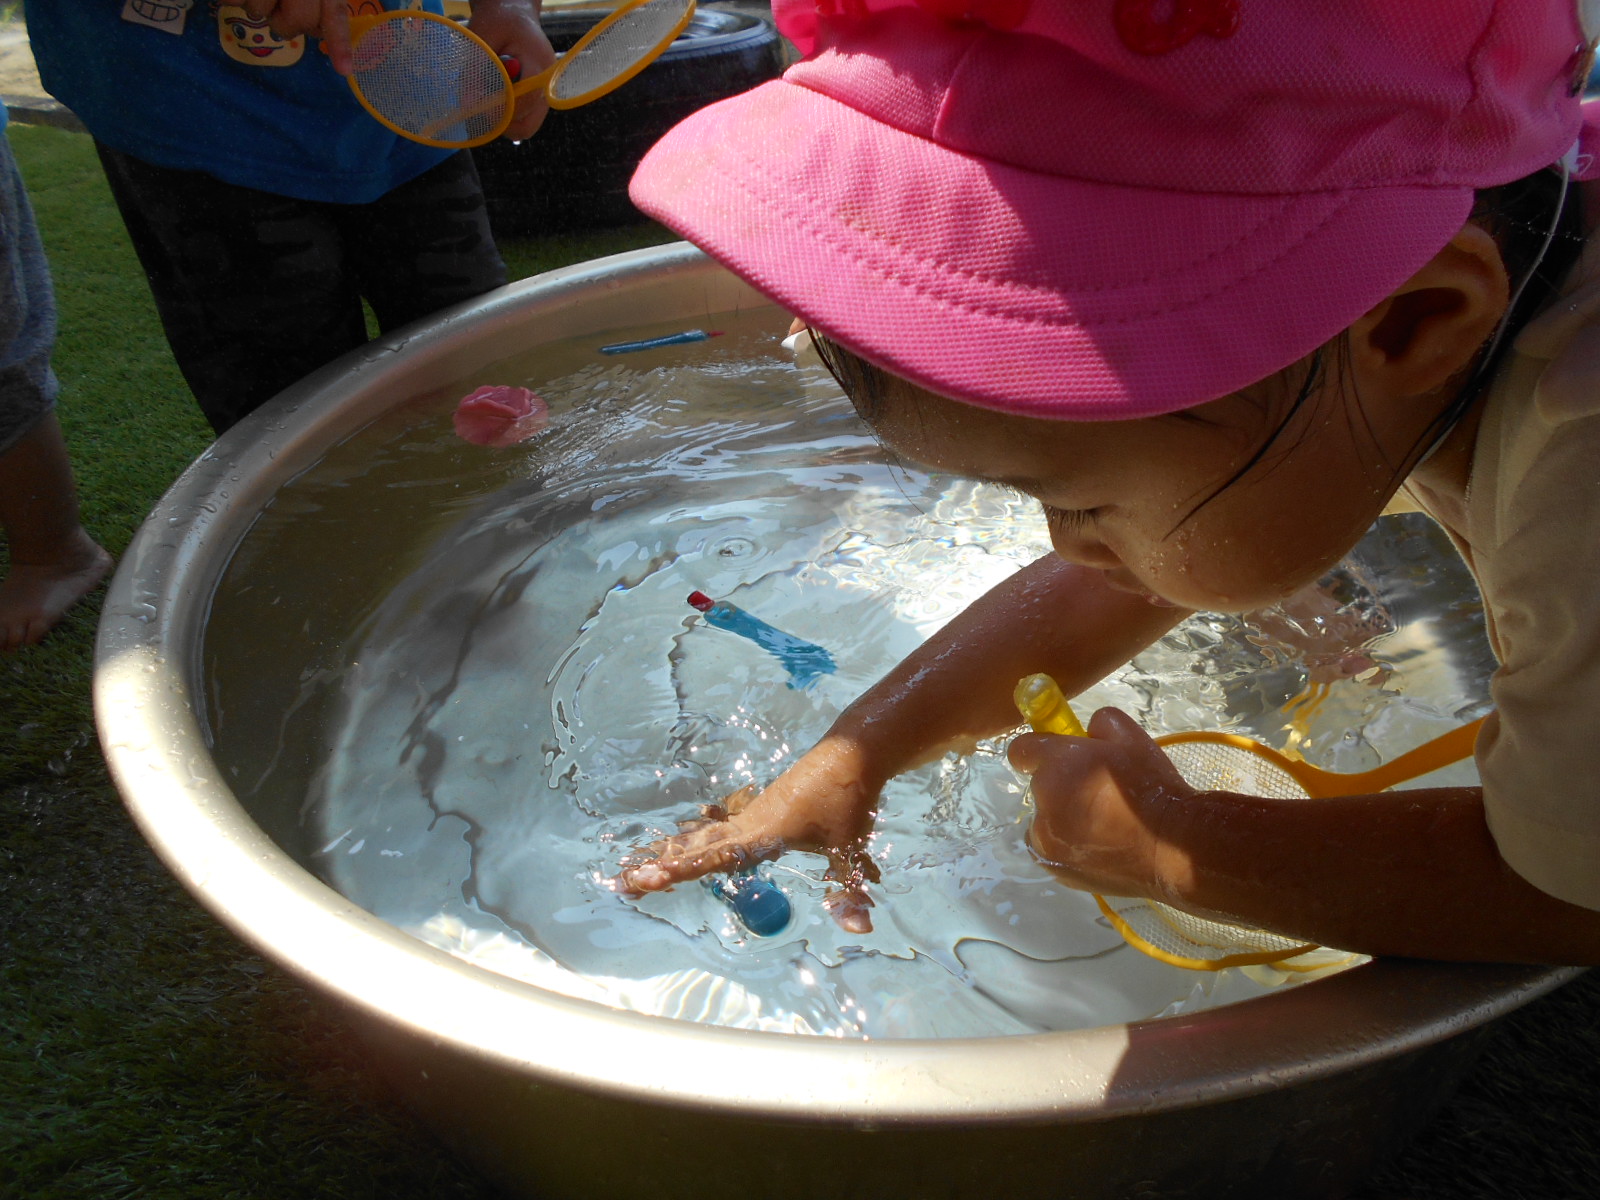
[623,226,1600,964]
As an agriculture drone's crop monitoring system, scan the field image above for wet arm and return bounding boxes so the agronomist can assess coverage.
[622,556,1183,913]
[1145,784,1600,964]
[819,554,1188,793]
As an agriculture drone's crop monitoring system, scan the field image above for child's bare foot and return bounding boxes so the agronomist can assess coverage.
[1,529,113,650]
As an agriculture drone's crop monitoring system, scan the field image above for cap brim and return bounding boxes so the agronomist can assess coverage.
[631,79,1475,419]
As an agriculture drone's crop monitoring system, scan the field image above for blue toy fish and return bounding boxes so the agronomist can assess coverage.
[687,591,836,689]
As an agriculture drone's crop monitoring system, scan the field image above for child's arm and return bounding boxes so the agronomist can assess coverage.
[1015,709,1600,964]
[620,555,1187,929]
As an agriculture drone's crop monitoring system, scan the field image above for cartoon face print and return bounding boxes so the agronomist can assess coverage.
[216,3,305,65]
[122,0,195,35]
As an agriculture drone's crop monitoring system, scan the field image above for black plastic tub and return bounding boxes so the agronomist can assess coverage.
[471,6,784,234]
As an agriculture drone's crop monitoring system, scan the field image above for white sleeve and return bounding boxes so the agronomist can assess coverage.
[1475,403,1600,912]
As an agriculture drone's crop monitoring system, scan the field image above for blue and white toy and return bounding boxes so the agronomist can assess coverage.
[686,590,836,690]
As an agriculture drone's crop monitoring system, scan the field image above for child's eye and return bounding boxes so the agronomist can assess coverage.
[1040,503,1098,532]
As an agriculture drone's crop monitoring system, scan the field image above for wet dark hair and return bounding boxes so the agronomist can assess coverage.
[810,167,1586,528]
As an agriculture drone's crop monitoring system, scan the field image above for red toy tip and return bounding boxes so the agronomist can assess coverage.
[687,591,715,611]
[706,331,724,338]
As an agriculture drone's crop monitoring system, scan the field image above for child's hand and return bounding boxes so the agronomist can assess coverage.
[468,0,556,141]
[1009,708,1197,902]
[617,739,883,933]
[241,1,354,74]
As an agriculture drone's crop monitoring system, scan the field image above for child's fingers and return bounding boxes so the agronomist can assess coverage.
[1083,705,1162,745]
[821,841,880,933]
[242,1,353,73]
[1009,711,1190,895]
[823,882,874,934]
[616,747,881,924]
[619,799,881,935]
[1006,729,1066,775]
[467,4,556,141]
[503,96,551,142]
[620,824,782,893]
[722,782,762,816]
[1009,707,1180,786]
[317,0,353,76]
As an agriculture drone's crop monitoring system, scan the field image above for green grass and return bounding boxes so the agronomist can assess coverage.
[0,121,670,1200]
[1,122,1597,1200]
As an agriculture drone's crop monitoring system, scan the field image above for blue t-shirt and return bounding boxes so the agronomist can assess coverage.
[25,1,454,204]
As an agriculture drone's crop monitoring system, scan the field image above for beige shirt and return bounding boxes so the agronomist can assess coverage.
[1402,224,1600,912]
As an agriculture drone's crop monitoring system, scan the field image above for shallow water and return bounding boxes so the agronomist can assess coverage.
[205,312,1495,1038]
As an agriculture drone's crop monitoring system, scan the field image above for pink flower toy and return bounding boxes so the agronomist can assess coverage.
[452,385,549,447]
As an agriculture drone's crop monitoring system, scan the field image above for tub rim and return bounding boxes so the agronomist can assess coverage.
[93,241,1580,1129]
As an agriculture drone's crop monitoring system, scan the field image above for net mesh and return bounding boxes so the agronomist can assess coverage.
[1104,737,1324,967]
[351,15,510,145]
[1162,739,1310,799]
[1099,896,1319,965]
[548,0,693,102]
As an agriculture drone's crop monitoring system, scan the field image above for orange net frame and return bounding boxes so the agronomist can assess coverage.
[548,0,695,106]
[347,0,697,148]
[350,12,511,147]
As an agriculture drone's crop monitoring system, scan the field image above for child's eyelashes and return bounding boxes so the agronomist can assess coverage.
[1040,503,1098,532]
[996,486,1099,532]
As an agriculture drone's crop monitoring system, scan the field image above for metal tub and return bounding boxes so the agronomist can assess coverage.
[94,242,1576,1200]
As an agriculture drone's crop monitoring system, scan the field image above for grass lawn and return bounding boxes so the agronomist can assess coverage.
[2,121,1597,1200]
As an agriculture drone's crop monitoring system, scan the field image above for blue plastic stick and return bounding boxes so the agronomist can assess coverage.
[598,329,723,355]
[708,871,792,937]
[687,591,836,689]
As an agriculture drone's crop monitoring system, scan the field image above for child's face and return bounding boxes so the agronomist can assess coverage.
[862,369,1418,614]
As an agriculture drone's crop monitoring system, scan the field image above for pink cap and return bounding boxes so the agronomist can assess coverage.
[631,0,1597,419]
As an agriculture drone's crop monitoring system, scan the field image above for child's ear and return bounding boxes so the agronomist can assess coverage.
[1348,224,1510,398]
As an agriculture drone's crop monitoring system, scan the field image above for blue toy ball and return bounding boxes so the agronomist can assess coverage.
[709,871,792,937]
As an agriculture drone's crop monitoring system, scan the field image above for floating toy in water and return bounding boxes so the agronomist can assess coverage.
[707,870,792,937]
[453,385,549,446]
[686,591,836,689]
[599,329,722,355]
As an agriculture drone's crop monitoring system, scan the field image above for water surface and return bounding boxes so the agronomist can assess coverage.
[204,312,1494,1037]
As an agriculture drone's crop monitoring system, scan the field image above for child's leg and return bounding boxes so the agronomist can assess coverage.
[0,132,110,649]
[0,412,112,651]
[337,150,507,333]
[93,143,371,435]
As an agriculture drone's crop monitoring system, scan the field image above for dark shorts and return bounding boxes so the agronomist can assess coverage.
[96,144,506,434]
[0,134,59,456]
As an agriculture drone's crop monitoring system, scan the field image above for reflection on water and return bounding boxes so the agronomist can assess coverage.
[203,311,1495,1038]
